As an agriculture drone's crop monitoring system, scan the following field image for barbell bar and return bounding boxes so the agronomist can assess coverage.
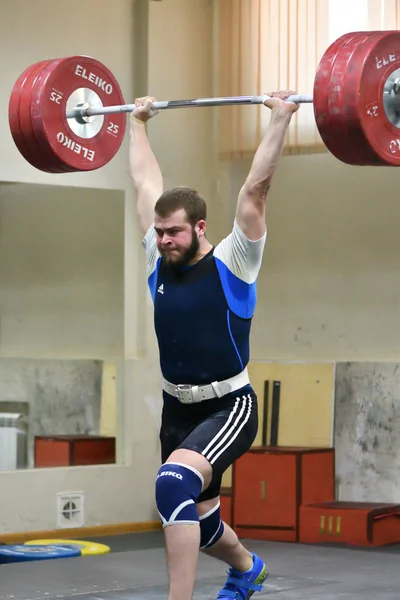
[8,29,400,173]
[66,94,314,120]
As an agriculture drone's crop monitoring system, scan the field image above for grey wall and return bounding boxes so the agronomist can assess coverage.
[334,362,400,503]
[0,358,103,469]
[0,183,124,359]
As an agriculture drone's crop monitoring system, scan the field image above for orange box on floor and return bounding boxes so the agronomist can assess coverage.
[299,501,400,547]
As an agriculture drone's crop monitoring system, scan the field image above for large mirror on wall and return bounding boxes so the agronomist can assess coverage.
[0,182,124,471]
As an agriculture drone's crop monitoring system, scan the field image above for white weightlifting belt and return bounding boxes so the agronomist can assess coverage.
[162,368,250,404]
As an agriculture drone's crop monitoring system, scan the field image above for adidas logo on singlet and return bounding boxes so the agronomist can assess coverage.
[157,284,164,294]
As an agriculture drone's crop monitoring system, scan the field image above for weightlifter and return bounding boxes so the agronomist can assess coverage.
[129,91,299,600]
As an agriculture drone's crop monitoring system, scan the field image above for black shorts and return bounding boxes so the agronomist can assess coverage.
[159,385,258,502]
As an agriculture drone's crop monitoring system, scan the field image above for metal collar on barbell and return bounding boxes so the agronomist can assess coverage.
[8,29,400,173]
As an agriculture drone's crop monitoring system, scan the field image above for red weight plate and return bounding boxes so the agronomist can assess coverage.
[344,30,400,166]
[327,31,387,165]
[313,31,373,162]
[8,61,63,173]
[30,56,126,171]
[18,60,75,173]
[8,63,38,167]
[342,32,392,165]
[314,32,359,138]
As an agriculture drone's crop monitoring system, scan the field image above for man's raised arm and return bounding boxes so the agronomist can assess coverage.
[129,97,163,235]
[236,91,300,241]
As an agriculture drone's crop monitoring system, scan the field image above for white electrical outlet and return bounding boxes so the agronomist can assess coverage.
[56,491,85,529]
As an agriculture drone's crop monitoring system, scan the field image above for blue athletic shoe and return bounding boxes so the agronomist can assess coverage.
[217,552,269,600]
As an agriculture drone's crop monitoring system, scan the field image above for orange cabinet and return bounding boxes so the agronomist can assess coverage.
[232,446,335,542]
[220,487,233,527]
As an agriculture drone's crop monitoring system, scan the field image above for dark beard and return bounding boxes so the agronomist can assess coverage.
[161,230,200,269]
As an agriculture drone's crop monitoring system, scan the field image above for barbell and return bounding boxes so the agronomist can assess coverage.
[8,29,400,173]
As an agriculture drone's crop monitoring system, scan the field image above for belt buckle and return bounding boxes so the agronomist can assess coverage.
[176,384,197,404]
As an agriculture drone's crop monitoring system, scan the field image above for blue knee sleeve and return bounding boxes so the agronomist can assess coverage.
[155,462,203,527]
[199,501,224,549]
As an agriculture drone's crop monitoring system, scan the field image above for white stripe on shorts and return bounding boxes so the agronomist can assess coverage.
[201,394,253,465]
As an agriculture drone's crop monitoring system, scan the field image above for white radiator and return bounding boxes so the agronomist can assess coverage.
[0,413,28,471]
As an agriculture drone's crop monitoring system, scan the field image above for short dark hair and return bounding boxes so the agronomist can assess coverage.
[154,187,207,227]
